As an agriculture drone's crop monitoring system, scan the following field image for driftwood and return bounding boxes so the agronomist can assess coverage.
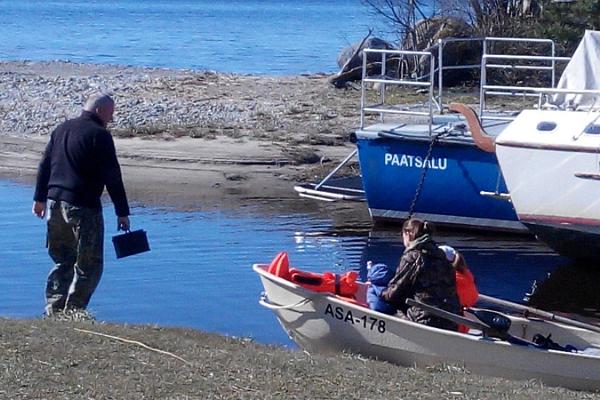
[330,56,407,88]
[329,29,373,88]
[74,327,191,365]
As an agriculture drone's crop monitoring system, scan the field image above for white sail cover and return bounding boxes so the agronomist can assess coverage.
[552,30,600,109]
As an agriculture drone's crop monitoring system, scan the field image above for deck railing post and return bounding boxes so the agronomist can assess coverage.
[438,39,443,113]
[551,41,556,87]
[479,38,487,119]
[360,49,367,129]
[429,53,434,136]
[381,51,386,123]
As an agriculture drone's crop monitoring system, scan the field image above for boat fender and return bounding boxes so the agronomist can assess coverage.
[267,251,291,280]
[470,309,512,334]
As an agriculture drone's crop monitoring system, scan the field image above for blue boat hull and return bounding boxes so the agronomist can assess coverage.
[356,136,523,232]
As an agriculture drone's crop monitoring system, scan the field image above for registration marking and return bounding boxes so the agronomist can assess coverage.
[324,303,386,333]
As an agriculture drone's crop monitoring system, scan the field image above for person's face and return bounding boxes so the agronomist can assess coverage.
[96,102,115,127]
[402,228,414,247]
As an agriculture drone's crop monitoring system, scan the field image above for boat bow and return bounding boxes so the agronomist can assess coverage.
[448,103,496,153]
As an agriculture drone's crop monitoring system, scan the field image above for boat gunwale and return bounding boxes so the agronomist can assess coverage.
[253,264,600,360]
[496,140,600,153]
[253,263,488,340]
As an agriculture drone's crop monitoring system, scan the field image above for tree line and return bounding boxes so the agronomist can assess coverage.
[363,0,599,56]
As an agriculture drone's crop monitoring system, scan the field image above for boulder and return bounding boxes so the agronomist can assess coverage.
[331,37,395,87]
[402,17,477,86]
[337,37,394,71]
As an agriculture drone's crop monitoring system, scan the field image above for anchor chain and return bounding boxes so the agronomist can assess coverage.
[407,134,440,219]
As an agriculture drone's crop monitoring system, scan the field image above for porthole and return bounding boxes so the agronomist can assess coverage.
[585,124,600,135]
[536,121,556,131]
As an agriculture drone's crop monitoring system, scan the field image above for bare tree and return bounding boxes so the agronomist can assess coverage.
[363,0,535,41]
[463,0,541,35]
[362,0,440,50]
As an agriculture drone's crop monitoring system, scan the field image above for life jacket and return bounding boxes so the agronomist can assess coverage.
[454,268,478,333]
[267,251,291,280]
[289,268,359,298]
[266,252,364,305]
[455,268,479,308]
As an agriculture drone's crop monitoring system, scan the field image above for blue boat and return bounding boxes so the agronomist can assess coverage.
[295,37,570,233]
[354,117,519,231]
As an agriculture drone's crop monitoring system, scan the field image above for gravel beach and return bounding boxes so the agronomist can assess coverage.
[1,61,599,399]
[0,60,362,210]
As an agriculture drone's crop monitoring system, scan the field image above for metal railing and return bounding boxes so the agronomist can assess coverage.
[479,37,570,120]
[359,36,576,131]
[360,48,435,133]
[428,37,483,110]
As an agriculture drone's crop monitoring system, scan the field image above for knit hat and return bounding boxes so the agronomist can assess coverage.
[439,245,457,263]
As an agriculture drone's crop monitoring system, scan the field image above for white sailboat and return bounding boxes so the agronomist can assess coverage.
[454,30,600,260]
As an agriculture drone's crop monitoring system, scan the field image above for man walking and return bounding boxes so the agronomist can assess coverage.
[32,93,131,316]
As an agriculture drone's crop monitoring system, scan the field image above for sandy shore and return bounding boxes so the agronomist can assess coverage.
[0,61,363,211]
[2,62,596,398]
[0,132,358,214]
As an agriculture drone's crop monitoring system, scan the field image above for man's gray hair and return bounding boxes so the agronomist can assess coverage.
[83,93,114,112]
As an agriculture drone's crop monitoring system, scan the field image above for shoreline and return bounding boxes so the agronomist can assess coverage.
[0,60,360,211]
[2,61,593,398]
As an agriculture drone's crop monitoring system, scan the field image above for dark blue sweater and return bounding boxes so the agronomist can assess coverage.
[34,111,130,217]
[367,263,396,315]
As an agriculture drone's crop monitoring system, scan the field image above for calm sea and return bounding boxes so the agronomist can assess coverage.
[0,0,387,74]
[2,1,598,347]
[1,180,577,347]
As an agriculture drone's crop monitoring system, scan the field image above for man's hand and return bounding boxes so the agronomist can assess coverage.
[32,201,46,219]
[117,216,130,231]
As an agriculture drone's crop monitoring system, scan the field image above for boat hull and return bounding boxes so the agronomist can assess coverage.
[355,132,522,232]
[255,264,600,391]
[496,109,600,260]
[524,222,600,261]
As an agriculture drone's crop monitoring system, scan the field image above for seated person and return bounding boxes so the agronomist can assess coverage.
[381,218,461,330]
[366,262,396,315]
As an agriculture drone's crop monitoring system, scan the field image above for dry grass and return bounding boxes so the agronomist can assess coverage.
[0,318,598,399]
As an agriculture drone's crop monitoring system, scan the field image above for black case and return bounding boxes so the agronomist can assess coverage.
[112,229,150,259]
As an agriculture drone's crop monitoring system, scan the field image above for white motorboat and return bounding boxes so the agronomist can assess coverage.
[452,30,600,260]
[495,108,600,259]
[254,262,600,391]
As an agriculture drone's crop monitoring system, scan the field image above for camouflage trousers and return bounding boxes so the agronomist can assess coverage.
[45,199,104,314]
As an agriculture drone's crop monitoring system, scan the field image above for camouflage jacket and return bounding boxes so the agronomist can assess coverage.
[381,235,461,329]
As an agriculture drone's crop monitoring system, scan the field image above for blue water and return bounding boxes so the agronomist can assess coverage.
[1,0,592,349]
[0,0,387,74]
[0,180,571,346]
